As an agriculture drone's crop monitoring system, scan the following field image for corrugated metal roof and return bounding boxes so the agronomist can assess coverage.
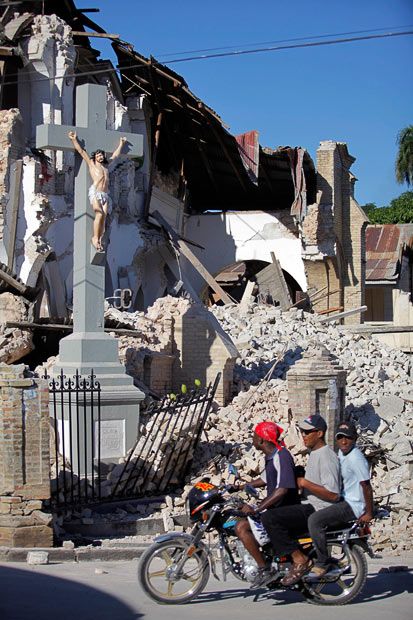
[366,224,413,281]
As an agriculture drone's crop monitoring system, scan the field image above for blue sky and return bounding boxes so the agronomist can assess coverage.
[77,0,413,207]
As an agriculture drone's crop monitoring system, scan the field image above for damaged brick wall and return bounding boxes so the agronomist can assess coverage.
[172,303,238,405]
[304,141,367,319]
[0,364,52,547]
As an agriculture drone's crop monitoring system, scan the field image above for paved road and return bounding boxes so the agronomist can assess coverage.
[0,556,412,620]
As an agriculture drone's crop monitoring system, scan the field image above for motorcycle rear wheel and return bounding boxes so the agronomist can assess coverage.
[301,543,367,606]
[138,539,210,604]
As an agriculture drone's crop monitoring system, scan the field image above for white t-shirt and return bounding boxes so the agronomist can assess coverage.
[339,446,370,518]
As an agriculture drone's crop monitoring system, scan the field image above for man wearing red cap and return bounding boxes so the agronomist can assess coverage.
[233,420,299,589]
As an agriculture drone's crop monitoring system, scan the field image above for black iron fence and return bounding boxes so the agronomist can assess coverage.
[110,374,220,500]
[47,369,102,509]
[47,369,220,509]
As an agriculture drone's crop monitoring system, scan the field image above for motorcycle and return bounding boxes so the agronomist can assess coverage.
[138,478,378,606]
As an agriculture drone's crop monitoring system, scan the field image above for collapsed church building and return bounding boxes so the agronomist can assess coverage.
[0,1,367,336]
[0,1,411,553]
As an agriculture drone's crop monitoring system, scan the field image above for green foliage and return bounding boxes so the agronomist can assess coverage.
[364,192,413,224]
[395,125,413,186]
[361,203,377,217]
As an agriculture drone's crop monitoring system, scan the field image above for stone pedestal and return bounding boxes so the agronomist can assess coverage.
[287,346,347,447]
[50,368,144,476]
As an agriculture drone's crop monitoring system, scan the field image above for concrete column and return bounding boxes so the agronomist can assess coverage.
[287,346,347,447]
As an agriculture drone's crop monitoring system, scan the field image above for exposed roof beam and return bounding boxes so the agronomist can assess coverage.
[203,112,248,192]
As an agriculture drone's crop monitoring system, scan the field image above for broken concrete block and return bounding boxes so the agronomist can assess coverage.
[27,551,49,565]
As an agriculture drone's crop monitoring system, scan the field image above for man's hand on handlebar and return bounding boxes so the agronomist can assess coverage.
[225,483,243,494]
[240,504,256,516]
[357,512,373,524]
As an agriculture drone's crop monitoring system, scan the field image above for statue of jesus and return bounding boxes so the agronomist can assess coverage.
[68,131,127,251]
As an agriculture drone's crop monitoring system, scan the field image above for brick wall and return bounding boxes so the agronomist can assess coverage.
[0,363,53,547]
[306,142,367,320]
[287,348,347,448]
[172,305,238,405]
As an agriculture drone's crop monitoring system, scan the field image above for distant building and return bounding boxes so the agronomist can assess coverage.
[365,224,413,351]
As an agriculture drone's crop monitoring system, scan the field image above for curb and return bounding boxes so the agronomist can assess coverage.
[0,545,148,563]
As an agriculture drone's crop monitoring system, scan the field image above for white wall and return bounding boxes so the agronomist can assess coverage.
[183,211,307,294]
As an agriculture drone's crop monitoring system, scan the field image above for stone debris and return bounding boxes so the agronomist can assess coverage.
[115,302,411,554]
[0,293,34,363]
[30,299,413,553]
[26,551,49,565]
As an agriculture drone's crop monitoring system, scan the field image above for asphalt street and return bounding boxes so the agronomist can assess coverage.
[0,556,412,620]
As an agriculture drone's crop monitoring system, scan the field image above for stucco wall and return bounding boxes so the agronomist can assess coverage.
[183,211,307,295]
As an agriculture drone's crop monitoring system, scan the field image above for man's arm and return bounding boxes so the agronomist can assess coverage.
[358,480,374,523]
[240,487,288,515]
[256,487,288,513]
[110,136,127,161]
[68,131,91,165]
[297,477,340,503]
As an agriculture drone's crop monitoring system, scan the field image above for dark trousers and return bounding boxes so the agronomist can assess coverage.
[261,503,315,557]
[307,501,356,567]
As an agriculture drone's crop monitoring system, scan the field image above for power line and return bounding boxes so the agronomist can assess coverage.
[5,23,410,82]
[157,24,413,58]
[165,30,413,65]
[1,29,412,87]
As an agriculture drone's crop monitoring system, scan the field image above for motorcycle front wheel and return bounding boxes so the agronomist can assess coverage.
[301,543,368,606]
[138,539,211,604]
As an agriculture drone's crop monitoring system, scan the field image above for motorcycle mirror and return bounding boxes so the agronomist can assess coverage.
[244,483,259,498]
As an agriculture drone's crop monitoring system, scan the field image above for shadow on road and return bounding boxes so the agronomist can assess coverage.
[0,565,143,620]
[356,569,413,604]
[184,568,413,606]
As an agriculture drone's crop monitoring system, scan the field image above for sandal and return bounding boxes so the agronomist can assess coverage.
[281,559,313,586]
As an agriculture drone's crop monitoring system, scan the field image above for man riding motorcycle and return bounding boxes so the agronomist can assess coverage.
[232,421,300,589]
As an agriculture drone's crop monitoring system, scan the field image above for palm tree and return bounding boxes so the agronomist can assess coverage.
[395,125,413,186]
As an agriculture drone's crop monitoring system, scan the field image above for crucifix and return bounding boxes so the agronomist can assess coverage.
[36,83,143,339]
[36,83,144,466]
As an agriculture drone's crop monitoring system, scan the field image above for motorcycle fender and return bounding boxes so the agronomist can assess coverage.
[350,539,374,558]
[154,533,195,545]
[153,532,219,580]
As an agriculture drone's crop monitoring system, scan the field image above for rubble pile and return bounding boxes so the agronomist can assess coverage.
[195,302,412,553]
[104,297,192,388]
[0,292,34,363]
[92,302,411,553]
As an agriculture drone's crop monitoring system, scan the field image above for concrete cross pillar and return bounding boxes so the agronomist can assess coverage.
[36,84,144,468]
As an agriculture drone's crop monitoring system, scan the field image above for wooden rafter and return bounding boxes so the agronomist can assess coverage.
[147,58,178,167]
[203,111,248,193]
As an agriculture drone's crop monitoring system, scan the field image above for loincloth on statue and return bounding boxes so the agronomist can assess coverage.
[88,185,112,213]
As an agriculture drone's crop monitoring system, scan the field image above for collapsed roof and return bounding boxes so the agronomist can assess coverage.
[0,0,317,213]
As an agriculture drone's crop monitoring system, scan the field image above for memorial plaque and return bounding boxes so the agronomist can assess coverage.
[97,419,126,459]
